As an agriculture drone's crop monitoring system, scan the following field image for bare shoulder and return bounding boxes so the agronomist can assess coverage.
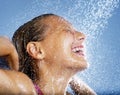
[0,69,37,95]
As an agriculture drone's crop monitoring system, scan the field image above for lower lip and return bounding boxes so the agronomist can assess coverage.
[73,51,84,57]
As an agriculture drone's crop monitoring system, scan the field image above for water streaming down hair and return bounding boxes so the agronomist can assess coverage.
[12,14,58,82]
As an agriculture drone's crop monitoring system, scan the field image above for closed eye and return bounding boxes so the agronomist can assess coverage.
[64,29,74,35]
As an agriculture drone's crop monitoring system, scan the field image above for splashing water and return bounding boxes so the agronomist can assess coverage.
[8,0,119,39]
[64,0,119,94]
[1,0,119,94]
[67,0,119,36]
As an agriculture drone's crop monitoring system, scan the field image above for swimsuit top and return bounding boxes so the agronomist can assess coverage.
[34,83,43,95]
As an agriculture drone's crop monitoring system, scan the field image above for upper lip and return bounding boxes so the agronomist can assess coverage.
[71,45,84,53]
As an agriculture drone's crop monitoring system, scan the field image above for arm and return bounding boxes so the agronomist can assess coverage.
[0,36,37,95]
[0,36,19,70]
[0,69,37,95]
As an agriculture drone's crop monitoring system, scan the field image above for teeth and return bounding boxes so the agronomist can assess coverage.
[76,48,80,51]
[72,47,83,52]
[72,49,76,52]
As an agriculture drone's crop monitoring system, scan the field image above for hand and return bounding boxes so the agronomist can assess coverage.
[0,36,19,70]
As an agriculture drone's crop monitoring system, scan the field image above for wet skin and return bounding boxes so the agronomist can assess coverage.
[0,15,92,95]
[27,16,88,94]
[0,37,37,95]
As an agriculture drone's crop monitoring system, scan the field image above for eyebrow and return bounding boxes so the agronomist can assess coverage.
[62,28,75,35]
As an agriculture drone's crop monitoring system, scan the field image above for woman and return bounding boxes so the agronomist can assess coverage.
[0,14,96,95]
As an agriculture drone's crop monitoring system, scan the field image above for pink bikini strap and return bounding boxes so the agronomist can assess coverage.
[34,83,43,95]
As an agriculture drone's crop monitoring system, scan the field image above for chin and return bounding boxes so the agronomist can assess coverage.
[62,48,88,72]
[69,50,88,71]
[64,59,88,73]
[74,61,88,71]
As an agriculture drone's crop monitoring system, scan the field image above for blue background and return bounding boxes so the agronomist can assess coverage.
[0,0,120,94]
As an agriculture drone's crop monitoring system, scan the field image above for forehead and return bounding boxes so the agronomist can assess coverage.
[43,16,73,30]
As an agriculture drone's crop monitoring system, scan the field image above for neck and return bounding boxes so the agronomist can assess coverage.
[36,61,77,95]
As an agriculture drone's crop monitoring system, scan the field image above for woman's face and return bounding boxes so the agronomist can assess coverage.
[41,16,88,71]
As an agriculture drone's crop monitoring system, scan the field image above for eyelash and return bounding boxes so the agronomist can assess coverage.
[66,30,74,35]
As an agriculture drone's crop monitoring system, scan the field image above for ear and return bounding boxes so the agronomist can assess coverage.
[26,42,45,60]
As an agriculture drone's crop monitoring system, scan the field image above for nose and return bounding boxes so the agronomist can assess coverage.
[74,31,85,43]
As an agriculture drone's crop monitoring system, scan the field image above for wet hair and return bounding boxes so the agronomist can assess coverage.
[12,13,58,82]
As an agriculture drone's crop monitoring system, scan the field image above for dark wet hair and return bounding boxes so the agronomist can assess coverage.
[12,14,58,82]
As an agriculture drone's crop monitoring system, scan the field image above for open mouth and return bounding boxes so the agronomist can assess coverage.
[71,45,84,57]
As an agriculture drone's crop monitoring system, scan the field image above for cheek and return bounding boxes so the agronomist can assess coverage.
[63,34,74,53]
[44,33,74,64]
